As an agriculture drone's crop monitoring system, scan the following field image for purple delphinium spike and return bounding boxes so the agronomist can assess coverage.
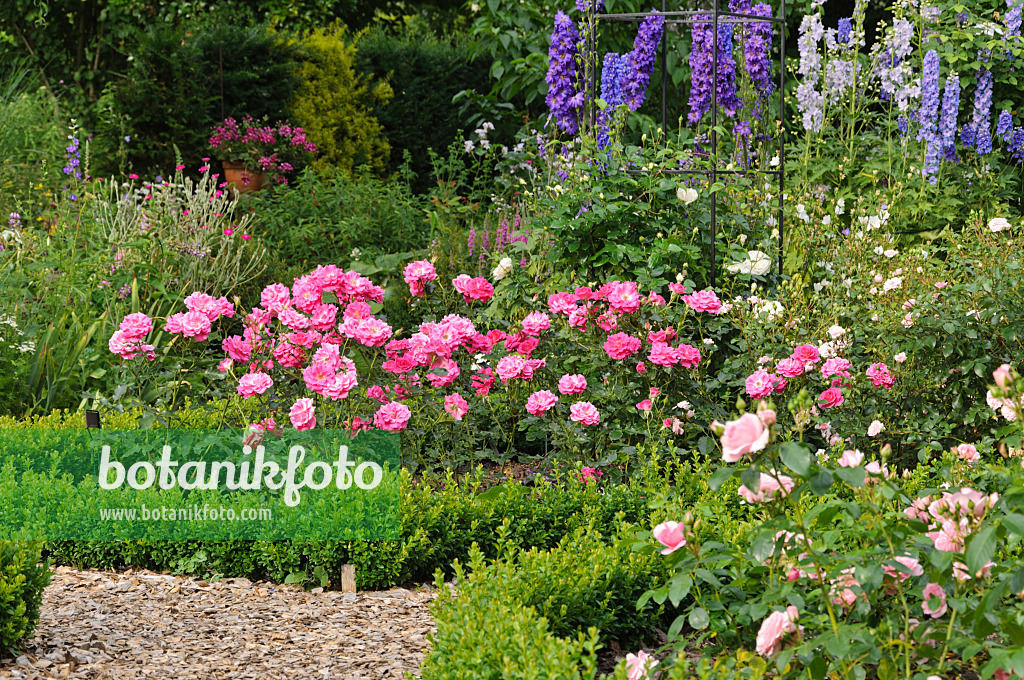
[1008,0,1022,36]
[621,14,665,111]
[795,14,825,132]
[939,73,961,161]
[997,110,1014,142]
[575,0,605,12]
[838,18,852,44]
[918,50,941,182]
[1009,127,1024,162]
[545,11,583,135]
[972,68,994,155]
[687,14,742,123]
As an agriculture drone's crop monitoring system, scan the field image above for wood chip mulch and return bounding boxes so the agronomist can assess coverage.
[1,566,437,679]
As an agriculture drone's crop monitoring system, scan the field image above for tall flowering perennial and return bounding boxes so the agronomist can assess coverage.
[938,73,961,161]
[917,50,941,183]
[620,14,665,111]
[969,68,994,155]
[1008,0,1022,37]
[730,0,775,101]
[687,16,742,123]
[795,14,825,132]
[997,109,1014,142]
[63,135,82,180]
[874,19,919,112]
[597,52,628,148]
[545,11,584,135]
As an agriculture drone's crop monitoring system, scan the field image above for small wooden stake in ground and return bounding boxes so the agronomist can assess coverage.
[341,564,357,593]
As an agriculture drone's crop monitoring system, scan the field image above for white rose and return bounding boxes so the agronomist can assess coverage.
[677,186,699,204]
[727,259,753,275]
[989,217,1011,233]
[826,325,845,339]
[748,250,771,276]
[492,257,513,281]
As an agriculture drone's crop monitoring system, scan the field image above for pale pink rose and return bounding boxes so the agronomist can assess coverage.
[830,568,863,609]
[894,352,907,363]
[558,374,587,394]
[652,520,687,555]
[882,556,923,590]
[526,390,558,417]
[636,399,653,412]
[624,650,658,680]
[569,401,600,426]
[237,372,273,398]
[867,420,885,437]
[289,397,316,430]
[755,606,799,658]
[757,404,776,426]
[957,443,979,463]
[821,357,852,378]
[119,313,153,341]
[718,413,770,463]
[495,355,528,382]
[994,363,1013,388]
[374,402,412,431]
[818,387,844,409]
[738,472,794,503]
[217,358,232,372]
[838,449,863,467]
[444,393,469,421]
[922,582,947,618]
[521,311,551,335]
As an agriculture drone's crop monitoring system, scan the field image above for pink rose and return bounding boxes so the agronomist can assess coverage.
[636,399,653,412]
[745,369,775,399]
[526,390,559,417]
[178,310,213,342]
[755,606,799,658]
[374,402,412,431]
[791,344,820,364]
[821,357,852,379]
[603,332,642,360]
[237,372,273,398]
[922,582,947,618]
[496,355,528,382]
[260,283,292,315]
[775,357,804,378]
[838,449,863,467]
[558,374,587,394]
[624,650,658,680]
[445,393,469,420]
[818,387,844,409]
[717,413,770,463]
[521,311,551,335]
[956,443,979,464]
[547,292,578,315]
[882,556,923,590]
[606,281,641,313]
[652,520,687,555]
[289,397,316,430]
[994,363,1013,388]
[682,289,722,314]
[676,344,701,368]
[866,362,895,389]
[636,362,646,373]
[569,401,600,426]
[648,342,679,367]
[738,472,794,503]
[119,313,153,341]
[867,420,885,437]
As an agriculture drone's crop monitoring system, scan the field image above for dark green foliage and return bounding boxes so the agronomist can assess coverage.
[354,28,491,194]
[0,541,50,655]
[248,168,429,272]
[110,22,303,176]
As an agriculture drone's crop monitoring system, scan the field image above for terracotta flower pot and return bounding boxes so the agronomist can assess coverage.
[222,160,268,195]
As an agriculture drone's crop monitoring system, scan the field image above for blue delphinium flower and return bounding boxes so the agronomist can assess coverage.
[972,68,994,155]
[575,0,604,11]
[837,18,852,44]
[687,13,741,124]
[917,50,941,182]
[620,13,665,111]
[1009,127,1024,162]
[597,52,628,148]
[1007,0,1022,36]
[997,110,1014,142]
[795,14,825,132]
[738,1,776,99]
[939,73,961,161]
[545,11,583,135]
[897,114,909,137]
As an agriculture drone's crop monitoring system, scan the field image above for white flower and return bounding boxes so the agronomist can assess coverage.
[989,217,1011,233]
[748,250,772,276]
[464,140,475,153]
[873,246,884,255]
[727,260,753,275]
[883,249,898,258]
[676,272,685,283]
[819,341,835,358]
[492,257,513,281]
[677,186,699,204]
[883,277,902,292]
[822,215,831,226]
[771,227,779,239]
[738,234,748,246]
[796,204,809,222]
[835,198,845,216]
[770,155,780,167]
[479,139,490,149]
[826,325,845,339]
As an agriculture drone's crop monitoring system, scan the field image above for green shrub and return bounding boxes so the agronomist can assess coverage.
[248,167,428,271]
[0,541,51,655]
[111,21,302,176]
[420,527,668,679]
[354,27,491,194]
[289,26,392,177]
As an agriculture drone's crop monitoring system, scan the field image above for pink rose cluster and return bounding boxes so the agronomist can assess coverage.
[865,362,895,389]
[109,312,157,360]
[165,292,236,343]
[681,288,722,314]
[404,260,437,297]
[452,274,494,304]
[906,487,1000,555]
[579,466,603,484]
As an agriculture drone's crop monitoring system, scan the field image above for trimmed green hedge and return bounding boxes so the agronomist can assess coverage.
[0,541,50,655]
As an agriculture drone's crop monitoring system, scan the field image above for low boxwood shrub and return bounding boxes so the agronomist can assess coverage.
[0,541,50,655]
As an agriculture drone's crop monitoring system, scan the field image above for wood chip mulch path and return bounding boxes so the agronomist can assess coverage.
[1,567,437,679]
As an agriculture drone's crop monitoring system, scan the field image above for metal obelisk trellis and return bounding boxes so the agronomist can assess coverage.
[585,0,786,288]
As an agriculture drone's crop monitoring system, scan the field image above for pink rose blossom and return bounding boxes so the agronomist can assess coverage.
[866,362,895,389]
[624,650,658,680]
[558,374,587,394]
[260,283,292,315]
[636,399,653,412]
[605,281,641,313]
[738,472,794,503]
[178,310,212,342]
[922,582,947,618]
[894,352,907,363]
[374,402,412,431]
[119,313,153,341]
[648,342,678,367]
[682,289,722,314]
[636,362,646,373]
[775,357,805,378]
[289,398,316,430]
[791,344,820,364]
[957,443,979,463]
[526,390,558,417]
[755,606,799,658]
[716,413,770,463]
[676,344,701,368]
[745,369,775,399]
[652,521,687,555]
[496,355,529,382]
[867,420,885,437]
[603,332,642,360]
[818,387,844,409]
[521,311,551,336]
[838,449,863,467]
[569,401,600,426]
[821,357,852,379]
[994,363,1013,388]
[445,393,469,421]
[547,292,578,314]
[237,372,273,399]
